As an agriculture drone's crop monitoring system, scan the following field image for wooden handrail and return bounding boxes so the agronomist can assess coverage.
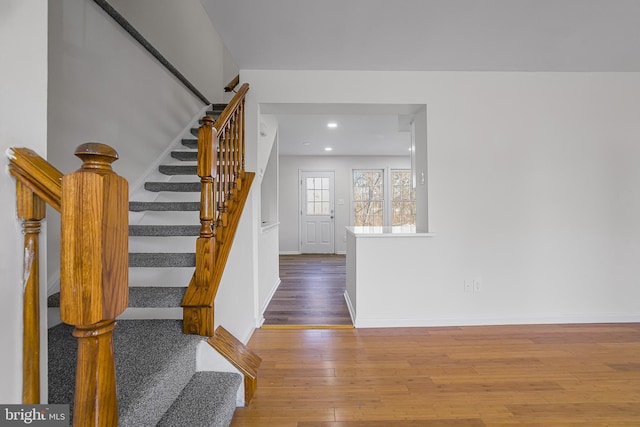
[8,148,63,212]
[224,75,240,93]
[182,83,253,336]
[214,83,249,137]
[92,0,210,105]
[8,143,128,426]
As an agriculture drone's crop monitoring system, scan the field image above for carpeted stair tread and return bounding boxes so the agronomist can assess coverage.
[144,181,201,192]
[48,287,187,308]
[49,320,203,426]
[181,139,197,149]
[171,151,197,161]
[129,252,196,267]
[128,287,186,308]
[129,201,199,211]
[129,224,200,236]
[159,164,197,175]
[157,371,241,427]
[190,127,199,137]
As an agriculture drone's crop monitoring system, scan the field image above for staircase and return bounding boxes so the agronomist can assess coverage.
[47,104,247,426]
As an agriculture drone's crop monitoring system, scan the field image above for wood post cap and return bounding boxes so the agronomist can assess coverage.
[74,143,119,170]
[202,116,215,126]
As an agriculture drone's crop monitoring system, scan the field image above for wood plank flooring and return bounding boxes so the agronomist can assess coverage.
[262,255,352,326]
[231,323,640,427]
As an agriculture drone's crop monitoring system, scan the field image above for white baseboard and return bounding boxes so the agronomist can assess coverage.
[351,313,640,329]
[279,251,300,255]
[260,278,281,314]
[343,291,356,325]
[336,251,346,255]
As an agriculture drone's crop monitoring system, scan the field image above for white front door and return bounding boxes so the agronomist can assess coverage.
[300,170,335,254]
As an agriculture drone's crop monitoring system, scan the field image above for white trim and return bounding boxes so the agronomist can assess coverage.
[47,271,60,296]
[261,222,279,233]
[127,103,211,198]
[336,250,347,255]
[279,251,301,255]
[343,290,356,325]
[260,278,281,314]
[352,314,640,329]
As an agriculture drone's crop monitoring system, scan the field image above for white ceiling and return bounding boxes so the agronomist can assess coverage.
[203,0,640,157]
[262,104,419,157]
[202,0,640,72]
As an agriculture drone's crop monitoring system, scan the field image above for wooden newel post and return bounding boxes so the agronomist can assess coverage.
[60,143,128,427]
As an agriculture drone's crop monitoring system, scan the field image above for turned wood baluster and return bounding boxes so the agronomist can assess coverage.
[196,116,217,290]
[240,99,246,178]
[17,181,45,404]
[225,122,232,204]
[232,113,240,191]
[60,143,128,427]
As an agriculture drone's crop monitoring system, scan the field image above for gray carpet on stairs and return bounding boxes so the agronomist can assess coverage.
[128,286,186,307]
[159,164,197,175]
[129,201,200,211]
[157,372,241,427]
[129,224,200,236]
[182,139,197,149]
[49,320,208,426]
[48,287,186,308]
[171,151,197,161]
[144,181,201,192]
[129,252,196,267]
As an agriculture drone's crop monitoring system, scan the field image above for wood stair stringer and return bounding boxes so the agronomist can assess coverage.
[207,326,262,405]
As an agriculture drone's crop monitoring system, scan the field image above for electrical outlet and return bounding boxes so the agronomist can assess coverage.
[464,280,473,293]
[473,278,482,292]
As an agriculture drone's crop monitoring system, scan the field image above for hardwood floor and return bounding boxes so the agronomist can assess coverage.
[231,323,640,426]
[262,255,352,326]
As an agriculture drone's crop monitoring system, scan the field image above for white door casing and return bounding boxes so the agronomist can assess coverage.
[300,170,335,253]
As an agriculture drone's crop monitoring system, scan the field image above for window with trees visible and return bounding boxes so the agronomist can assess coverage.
[391,169,416,226]
[353,170,384,226]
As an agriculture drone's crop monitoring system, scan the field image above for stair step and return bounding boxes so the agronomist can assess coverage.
[159,164,197,175]
[129,201,199,211]
[129,224,200,236]
[144,181,201,192]
[49,320,203,426]
[129,252,196,268]
[171,151,197,161]
[129,287,186,308]
[206,104,227,115]
[157,371,241,427]
[48,287,187,308]
[182,139,197,149]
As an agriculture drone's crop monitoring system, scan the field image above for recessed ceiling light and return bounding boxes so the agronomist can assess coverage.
[302,142,311,146]
[324,147,333,151]
[327,122,338,128]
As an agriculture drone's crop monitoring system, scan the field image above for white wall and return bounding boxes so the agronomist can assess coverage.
[0,0,48,402]
[109,0,238,103]
[47,0,205,289]
[214,189,258,342]
[243,69,640,325]
[279,156,410,254]
[258,225,280,317]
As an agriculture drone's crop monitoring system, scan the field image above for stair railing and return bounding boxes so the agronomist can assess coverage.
[8,143,128,426]
[182,83,253,336]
